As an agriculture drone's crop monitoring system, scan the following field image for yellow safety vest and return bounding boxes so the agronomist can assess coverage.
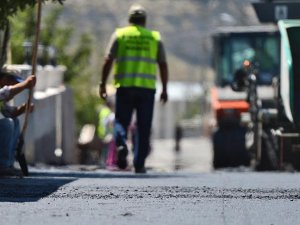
[97,106,111,139]
[114,25,160,89]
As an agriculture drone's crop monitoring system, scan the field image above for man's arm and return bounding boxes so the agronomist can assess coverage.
[99,32,117,100]
[7,75,36,100]
[157,41,168,104]
[2,103,34,118]
[99,57,114,100]
[158,61,168,104]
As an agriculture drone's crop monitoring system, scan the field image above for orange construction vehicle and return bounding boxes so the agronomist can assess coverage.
[211,25,280,168]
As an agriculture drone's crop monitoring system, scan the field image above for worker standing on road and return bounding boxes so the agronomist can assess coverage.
[99,4,169,173]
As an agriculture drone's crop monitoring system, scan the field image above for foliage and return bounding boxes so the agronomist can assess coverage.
[9,7,35,64]
[0,0,64,29]
[10,5,100,133]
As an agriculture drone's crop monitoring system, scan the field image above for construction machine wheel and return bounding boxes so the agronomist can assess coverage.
[213,126,251,168]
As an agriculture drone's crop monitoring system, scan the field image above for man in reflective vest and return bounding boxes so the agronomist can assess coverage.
[99,4,168,173]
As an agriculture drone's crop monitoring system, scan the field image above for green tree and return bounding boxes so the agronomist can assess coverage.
[0,0,63,29]
[10,5,101,133]
[0,0,64,67]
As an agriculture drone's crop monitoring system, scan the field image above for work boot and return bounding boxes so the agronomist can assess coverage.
[134,167,147,174]
[117,145,128,169]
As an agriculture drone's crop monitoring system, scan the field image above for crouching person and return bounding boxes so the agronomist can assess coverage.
[0,72,36,177]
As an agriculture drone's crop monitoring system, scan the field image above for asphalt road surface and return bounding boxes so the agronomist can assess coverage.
[1,138,300,225]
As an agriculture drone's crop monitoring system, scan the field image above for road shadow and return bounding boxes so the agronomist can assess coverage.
[0,169,185,203]
[0,177,75,203]
[28,169,184,179]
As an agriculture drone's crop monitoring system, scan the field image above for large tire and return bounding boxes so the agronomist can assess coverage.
[213,126,250,168]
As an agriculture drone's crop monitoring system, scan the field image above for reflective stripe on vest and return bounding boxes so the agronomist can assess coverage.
[114,25,160,89]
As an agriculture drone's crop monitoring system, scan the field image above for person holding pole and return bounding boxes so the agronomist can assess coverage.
[0,72,35,177]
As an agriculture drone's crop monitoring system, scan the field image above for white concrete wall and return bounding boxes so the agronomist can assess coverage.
[152,82,203,139]
[152,100,187,139]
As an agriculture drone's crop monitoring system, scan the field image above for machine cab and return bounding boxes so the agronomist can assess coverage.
[212,26,280,87]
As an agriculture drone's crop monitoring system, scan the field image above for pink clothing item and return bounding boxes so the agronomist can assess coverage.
[105,139,118,170]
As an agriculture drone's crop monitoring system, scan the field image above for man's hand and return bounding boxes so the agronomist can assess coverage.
[25,75,36,89]
[26,103,35,113]
[19,103,34,116]
[99,83,107,100]
[160,90,168,104]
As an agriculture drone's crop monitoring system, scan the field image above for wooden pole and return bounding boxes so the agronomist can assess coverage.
[21,0,42,135]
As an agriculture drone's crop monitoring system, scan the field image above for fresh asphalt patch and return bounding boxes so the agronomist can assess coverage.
[49,185,300,201]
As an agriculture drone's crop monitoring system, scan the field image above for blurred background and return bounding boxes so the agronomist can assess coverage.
[45,0,260,135]
[4,0,268,171]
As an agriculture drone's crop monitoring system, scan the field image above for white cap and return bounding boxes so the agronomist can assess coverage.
[128,4,146,18]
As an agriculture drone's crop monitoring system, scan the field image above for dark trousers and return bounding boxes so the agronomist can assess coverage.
[114,87,155,169]
[0,118,20,168]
